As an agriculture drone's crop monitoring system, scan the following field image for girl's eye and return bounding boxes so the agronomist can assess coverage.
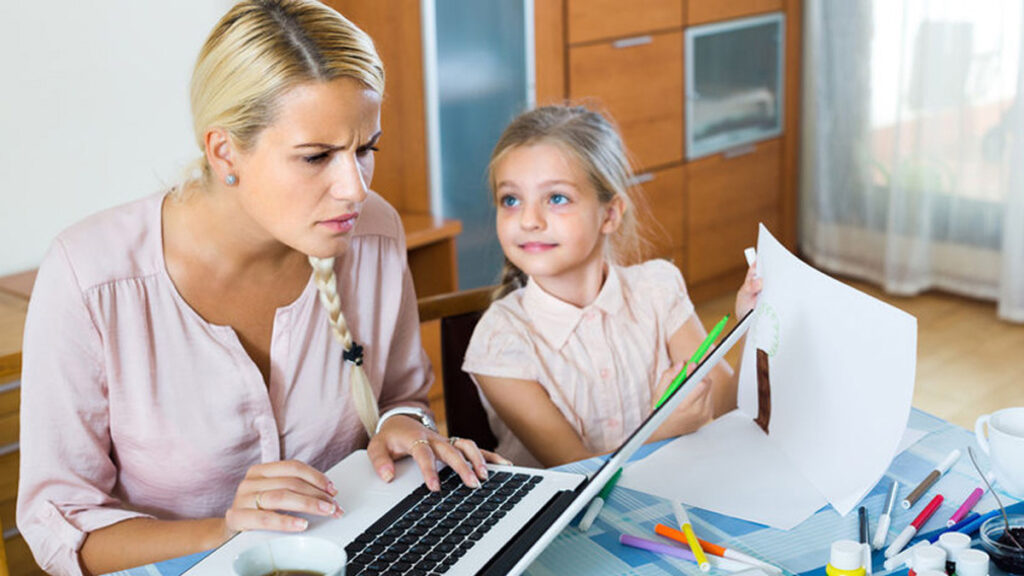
[499,195,520,208]
[549,193,569,206]
[303,152,330,165]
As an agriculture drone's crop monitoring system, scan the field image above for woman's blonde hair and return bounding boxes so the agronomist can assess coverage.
[189,0,385,436]
[488,105,648,299]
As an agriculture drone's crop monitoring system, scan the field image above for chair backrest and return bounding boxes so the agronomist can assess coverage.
[418,286,498,451]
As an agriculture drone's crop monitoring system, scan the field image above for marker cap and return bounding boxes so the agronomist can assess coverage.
[831,540,865,571]
[911,545,947,572]
[955,549,989,576]
[936,531,970,561]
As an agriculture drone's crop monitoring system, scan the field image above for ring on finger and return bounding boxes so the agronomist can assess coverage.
[448,436,462,447]
[409,438,431,452]
[254,491,265,511]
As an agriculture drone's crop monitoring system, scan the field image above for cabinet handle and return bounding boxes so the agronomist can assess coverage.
[723,144,757,159]
[629,173,655,186]
[612,35,653,49]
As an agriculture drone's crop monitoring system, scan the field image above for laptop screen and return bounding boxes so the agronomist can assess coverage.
[505,309,755,574]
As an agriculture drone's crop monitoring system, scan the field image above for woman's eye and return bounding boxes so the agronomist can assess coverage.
[357,145,380,157]
[499,195,520,208]
[549,193,569,206]
[303,152,330,165]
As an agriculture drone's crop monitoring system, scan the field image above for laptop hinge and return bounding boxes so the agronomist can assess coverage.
[477,484,585,576]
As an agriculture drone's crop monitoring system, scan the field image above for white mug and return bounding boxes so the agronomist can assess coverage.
[975,406,1024,499]
[233,536,346,576]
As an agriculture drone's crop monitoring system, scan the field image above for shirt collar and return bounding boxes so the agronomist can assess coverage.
[522,264,625,349]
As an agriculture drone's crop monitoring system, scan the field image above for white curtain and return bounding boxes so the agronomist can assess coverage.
[801,0,1024,322]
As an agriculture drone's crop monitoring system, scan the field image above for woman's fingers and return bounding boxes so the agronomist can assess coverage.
[367,433,398,483]
[226,506,311,533]
[449,437,489,480]
[480,449,513,466]
[433,440,482,487]
[245,484,342,517]
[245,459,336,497]
[407,438,442,491]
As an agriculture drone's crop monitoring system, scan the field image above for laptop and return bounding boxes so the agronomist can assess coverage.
[185,310,752,575]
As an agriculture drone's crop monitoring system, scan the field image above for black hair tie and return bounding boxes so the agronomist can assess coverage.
[343,341,364,366]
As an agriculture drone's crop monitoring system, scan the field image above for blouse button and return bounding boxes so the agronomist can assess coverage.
[599,368,610,379]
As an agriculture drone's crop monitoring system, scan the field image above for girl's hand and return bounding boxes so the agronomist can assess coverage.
[652,362,714,438]
[224,460,342,537]
[367,413,511,492]
[735,264,762,319]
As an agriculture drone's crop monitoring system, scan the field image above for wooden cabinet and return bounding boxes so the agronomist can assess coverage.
[567,0,683,44]
[634,165,686,268]
[569,31,684,170]
[537,0,801,301]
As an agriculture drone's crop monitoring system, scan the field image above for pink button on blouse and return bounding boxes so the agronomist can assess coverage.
[17,191,432,575]
[462,260,695,468]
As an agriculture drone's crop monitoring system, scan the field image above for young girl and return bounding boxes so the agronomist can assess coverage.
[462,105,761,468]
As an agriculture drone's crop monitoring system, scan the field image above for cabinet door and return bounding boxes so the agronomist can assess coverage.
[633,165,685,266]
[567,0,683,44]
[569,31,684,171]
[687,0,784,25]
[686,139,780,283]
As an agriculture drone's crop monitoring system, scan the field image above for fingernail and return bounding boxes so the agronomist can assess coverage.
[334,504,345,518]
[319,501,335,513]
[293,518,308,530]
[478,467,489,480]
[327,481,338,495]
[501,458,513,466]
[381,468,394,482]
[429,479,440,492]
[472,479,481,489]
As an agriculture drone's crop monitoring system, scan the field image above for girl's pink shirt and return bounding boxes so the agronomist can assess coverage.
[17,191,431,576]
[462,260,695,468]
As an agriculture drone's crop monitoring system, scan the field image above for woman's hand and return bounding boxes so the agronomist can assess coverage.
[735,264,763,320]
[652,362,715,438]
[368,414,511,491]
[224,460,342,538]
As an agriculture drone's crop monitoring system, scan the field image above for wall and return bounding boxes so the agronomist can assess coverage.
[0,1,233,276]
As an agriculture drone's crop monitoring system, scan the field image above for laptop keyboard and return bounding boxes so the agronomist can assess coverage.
[345,467,543,575]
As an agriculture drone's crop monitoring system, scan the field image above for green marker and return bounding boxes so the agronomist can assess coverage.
[654,314,730,409]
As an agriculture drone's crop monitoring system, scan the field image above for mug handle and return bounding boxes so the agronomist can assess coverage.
[975,414,992,455]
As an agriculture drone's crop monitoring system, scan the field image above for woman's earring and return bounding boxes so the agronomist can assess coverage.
[225,173,238,186]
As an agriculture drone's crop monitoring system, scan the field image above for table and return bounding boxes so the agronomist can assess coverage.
[107,409,1022,576]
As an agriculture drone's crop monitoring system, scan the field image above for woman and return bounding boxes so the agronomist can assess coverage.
[16,2,502,574]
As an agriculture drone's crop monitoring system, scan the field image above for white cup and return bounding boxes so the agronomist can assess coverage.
[233,536,346,576]
[975,406,1024,499]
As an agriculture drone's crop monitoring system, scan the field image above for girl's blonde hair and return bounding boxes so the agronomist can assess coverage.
[189,0,385,436]
[488,105,648,299]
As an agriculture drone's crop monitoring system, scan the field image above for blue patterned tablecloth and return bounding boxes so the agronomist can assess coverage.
[108,409,1020,576]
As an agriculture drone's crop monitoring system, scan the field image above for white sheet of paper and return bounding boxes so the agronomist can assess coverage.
[620,225,918,529]
[619,415,927,530]
[620,410,827,530]
[738,225,917,516]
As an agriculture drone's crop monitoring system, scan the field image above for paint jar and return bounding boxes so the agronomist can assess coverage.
[827,540,866,576]
[954,549,990,576]
[937,532,971,574]
[909,545,947,576]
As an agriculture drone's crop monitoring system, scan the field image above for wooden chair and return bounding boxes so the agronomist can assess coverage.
[417,286,499,451]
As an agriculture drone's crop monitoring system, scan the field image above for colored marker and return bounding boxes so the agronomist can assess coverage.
[673,502,710,572]
[927,512,980,543]
[655,524,782,573]
[902,449,960,509]
[955,508,1001,536]
[946,472,995,527]
[654,315,730,409]
[859,506,872,574]
[882,540,929,571]
[619,534,754,571]
[872,480,899,550]
[885,494,943,558]
[578,468,622,531]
